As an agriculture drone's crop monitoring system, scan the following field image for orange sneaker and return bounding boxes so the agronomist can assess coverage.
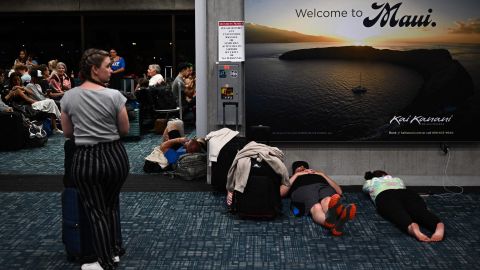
[324,194,343,229]
[331,203,357,236]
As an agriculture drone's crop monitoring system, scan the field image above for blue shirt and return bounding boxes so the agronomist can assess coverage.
[111,57,125,72]
[164,146,186,165]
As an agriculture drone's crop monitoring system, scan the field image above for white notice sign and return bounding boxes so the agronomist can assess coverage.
[218,21,245,62]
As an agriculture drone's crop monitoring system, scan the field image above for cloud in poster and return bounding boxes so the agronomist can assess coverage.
[448,18,480,34]
[245,0,480,44]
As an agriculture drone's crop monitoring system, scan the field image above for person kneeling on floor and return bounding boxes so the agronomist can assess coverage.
[280,161,357,236]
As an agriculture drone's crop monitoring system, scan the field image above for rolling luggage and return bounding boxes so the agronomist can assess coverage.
[209,101,246,190]
[61,187,96,263]
[124,108,141,140]
[0,111,26,150]
[210,136,247,191]
[232,158,282,219]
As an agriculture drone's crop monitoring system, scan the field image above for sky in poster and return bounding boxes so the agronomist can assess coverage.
[245,0,480,44]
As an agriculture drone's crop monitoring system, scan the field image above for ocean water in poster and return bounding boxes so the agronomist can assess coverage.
[245,0,480,141]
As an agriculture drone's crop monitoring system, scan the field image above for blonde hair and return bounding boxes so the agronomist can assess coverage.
[48,59,58,71]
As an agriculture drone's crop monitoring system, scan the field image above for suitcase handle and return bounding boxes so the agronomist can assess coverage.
[222,102,239,131]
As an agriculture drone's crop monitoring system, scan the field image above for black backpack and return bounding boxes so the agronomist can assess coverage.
[232,158,282,219]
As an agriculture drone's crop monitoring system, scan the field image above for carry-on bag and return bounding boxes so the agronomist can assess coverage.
[232,158,282,219]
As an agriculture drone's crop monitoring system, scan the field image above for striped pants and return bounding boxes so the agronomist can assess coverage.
[71,140,129,270]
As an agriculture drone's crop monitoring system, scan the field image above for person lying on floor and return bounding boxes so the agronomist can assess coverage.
[160,134,205,167]
[280,161,357,236]
[363,170,445,242]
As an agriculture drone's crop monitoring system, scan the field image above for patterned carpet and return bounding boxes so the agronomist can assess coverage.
[1,131,480,269]
[0,192,479,270]
[0,131,195,175]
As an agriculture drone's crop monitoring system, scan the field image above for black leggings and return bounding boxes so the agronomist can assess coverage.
[72,140,129,270]
[375,189,441,233]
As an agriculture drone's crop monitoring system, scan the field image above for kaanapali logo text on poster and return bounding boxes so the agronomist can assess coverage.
[390,115,453,125]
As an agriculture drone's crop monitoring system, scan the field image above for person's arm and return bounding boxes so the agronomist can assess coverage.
[362,180,372,194]
[316,171,343,195]
[160,137,187,153]
[61,111,74,139]
[117,106,130,136]
[14,88,37,104]
[280,170,308,198]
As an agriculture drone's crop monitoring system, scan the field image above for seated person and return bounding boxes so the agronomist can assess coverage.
[4,71,63,134]
[363,170,445,242]
[280,161,357,236]
[48,62,71,97]
[147,64,164,87]
[0,97,13,112]
[162,119,185,142]
[160,136,204,166]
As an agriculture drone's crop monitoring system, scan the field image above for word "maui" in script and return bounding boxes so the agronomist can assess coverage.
[363,2,436,28]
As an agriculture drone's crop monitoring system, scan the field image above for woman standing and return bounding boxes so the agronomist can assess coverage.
[61,48,130,270]
[363,170,445,242]
[109,49,125,90]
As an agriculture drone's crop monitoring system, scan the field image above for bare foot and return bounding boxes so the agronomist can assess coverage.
[430,223,445,242]
[408,223,430,242]
[226,191,233,206]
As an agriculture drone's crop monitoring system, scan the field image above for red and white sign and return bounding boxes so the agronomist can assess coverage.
[218,21,245,62]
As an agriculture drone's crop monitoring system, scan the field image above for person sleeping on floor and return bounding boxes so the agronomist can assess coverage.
[363,170,445,242]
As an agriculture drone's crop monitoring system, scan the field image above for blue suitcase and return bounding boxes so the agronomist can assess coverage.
[61,187,96,263]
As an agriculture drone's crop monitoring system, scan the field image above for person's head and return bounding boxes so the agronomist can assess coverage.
[29,68,42,84]
[137,77,149,88]
[177,62,190,77]
[79,48,112,84]
[48,59,58,71]
[147,64,160,77]
[364,170,388,180]
[56,62,67,76]
[292,161,310,174]
[109,49,118,58]
[38,64,50,78]
[14,64,28,75]
[18,49,27,61]
[184,139,200,153]
[9,72,22,88]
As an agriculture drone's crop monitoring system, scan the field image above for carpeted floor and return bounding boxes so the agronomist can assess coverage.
[0,192,479,270]
[1,131,480,269]
[0,131,195,175]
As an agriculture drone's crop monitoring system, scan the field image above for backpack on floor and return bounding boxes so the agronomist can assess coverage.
[170,153,207,181]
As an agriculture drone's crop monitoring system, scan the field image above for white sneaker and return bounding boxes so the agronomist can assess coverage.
[53,128,64,134]
[81,261,104,270]
[113,256,120,263]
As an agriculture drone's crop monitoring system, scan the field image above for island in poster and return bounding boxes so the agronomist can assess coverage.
[245,0,480,141]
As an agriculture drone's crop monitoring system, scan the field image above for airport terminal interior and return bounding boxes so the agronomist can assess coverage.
[1,1,480,269]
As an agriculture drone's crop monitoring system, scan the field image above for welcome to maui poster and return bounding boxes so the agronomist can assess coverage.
[244,0,480,142]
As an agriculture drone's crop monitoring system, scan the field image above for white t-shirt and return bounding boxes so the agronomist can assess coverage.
[149,74,164,87]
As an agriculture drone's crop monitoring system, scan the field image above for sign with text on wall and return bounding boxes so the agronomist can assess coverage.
[218,21,245,62]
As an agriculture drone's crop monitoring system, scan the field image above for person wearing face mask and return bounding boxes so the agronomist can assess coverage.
[61,48,130,270]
